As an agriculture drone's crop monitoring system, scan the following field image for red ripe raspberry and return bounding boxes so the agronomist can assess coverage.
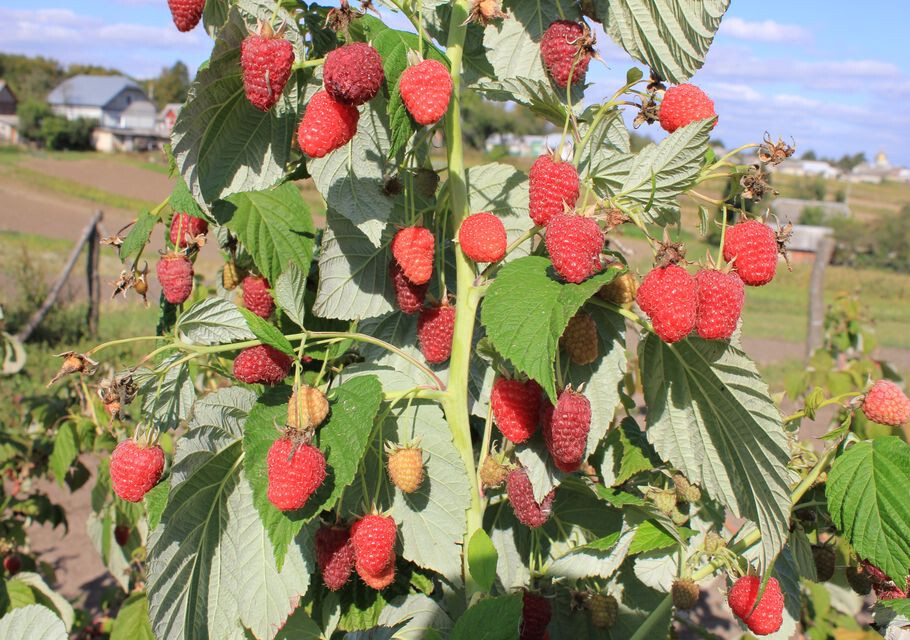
[545,213,604,283]
[727,576,785,636]
[357,555,396,590]
[529,155,579,226]
[157,253,194,304]
[860,560,910,600]
[637,265,697,343]
[351,514,397,576]
[315,524,355,591]
[540,20,592,88]
[417,303,456,364]
[388,261,428,314]
[392,226,435,285]
[110,440,165,503]
[491,377,542,444]
[862,380,910,426]
[723,220,778,286]
[241,33,295,111]
[695,269,744,340]
[297,90,359,158]
[167,0,204,32]
[521,591,552,640]
[399,59,453,125]
[323,43,385,106]
[506,467,555,528]
[659,84,717,133]
[242,275,275,318]
[542,388,591,472]
[169,212,208,248]
[266,438,326,511]
[232,345,292,385]
[458,212,507,263]
[3,555,21,576]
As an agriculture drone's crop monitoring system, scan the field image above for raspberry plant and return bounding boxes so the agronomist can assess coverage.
[18,0,910,638]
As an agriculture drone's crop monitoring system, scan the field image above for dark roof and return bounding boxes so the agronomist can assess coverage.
[47,75,147,108]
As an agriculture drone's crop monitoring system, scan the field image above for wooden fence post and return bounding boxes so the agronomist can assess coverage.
[86,211,102,336]
[806,234,836,358]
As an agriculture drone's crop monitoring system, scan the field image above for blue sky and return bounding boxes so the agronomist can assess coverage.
[2,1,908,165]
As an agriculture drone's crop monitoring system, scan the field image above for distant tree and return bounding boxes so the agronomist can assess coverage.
[800,205,825,226]
[16,99,53,142]
[146,61,191,109]
[39,117,95,150]
[460,89,541,149]
[801,149,817,160]
[629,131,651,152]
[0,54,65,102]
[834,152,866,172]
[66,63,123,77]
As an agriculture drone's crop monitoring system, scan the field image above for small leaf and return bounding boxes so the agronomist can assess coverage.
[626,67,644,84]
[450,595,521,640]
[110,592,154,640]
[600,417,657,486]
[119,211,158,265]
[628,520,691,555]
[49,423,77,487]
[467,529,498,593]
[168,176,204,221]
[177,297,255,346]
[238,307,295,355]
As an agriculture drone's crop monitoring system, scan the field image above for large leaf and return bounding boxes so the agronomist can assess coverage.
[481,256,623,401]
[576,107,631,180]
[0,605,66,640]
[134,354,196,430]
[6,573,73,631]
[374,594,453,640]
[603,0,731,84]
[177,297,255,346]
[172,7,303,204]
[110,592,154,640]
[212,182,316,285]
[450,595,521,640]
[826,437,910,584]
[640,334,792,571]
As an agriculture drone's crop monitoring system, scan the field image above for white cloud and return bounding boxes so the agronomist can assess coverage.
[719,17,812,44]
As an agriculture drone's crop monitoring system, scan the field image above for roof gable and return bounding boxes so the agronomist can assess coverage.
[47,75,148,108]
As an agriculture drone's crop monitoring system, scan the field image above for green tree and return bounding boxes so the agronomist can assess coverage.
[145,61,191,109]
[16,99,53,142]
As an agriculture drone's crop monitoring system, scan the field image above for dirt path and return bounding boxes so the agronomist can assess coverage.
[20,157,174,205]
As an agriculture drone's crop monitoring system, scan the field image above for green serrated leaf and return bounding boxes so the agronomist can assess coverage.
[213,182,316,285]
[450,595,521,640]
[880,598,910,617]
[626,67,644,84]
[467,529,498,594]
[176,297,255,346]
[601,416,657,486]
[48,423,77,487]
[134,354,196,430]
[827,437,910,584]
[168,177,204,221]
[481,256,622,402]
[119,211,158,265]
[0,604,66,640]
[144,478,169,531]
[627,520,690,555]
[110,592,154,640]
[238,307,295,355]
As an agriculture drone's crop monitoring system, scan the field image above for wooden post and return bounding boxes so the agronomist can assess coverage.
[16,210,104,343]
[806,234,836,358]
[86,211,102,336]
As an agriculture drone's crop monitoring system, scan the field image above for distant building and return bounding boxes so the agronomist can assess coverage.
[0,80,17,116]
[157,103,181,136]
[771,198,851,225]
[47,75,165,152]
[485,133,572,160]
[773,159,840,179]
[787,225,835,262]
[0,81,20,145]
[846,150,900,184]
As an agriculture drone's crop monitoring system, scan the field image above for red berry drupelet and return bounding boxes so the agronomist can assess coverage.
[540,20,592,88]
[507,467,555,528]
[392,226,435,285]
[388,261,428,314]
[242,275,275,318]
[637,264,697,343]
[233,345,293,385]
[399,59,453,125]
[316,524,355,591]
[169,212,208,248]
[695,269,744,340]
[520,591,552,640]
[297,90,360,158]
[459,212,507,263]
[241,31,295,111]
[545,213,604,283]
[491,377,542,444]
[659,84,717,133]
[110,440,165,502]
[157,253,194,305]
[167,0,204,32]
[266,438,326,511]
[417,303,456,364]
[529,155,579,227]
[543,388,591,472]
[323,43,385,106]
[862,380,910,426]
[727,576,785,636]
[722,220,779,286]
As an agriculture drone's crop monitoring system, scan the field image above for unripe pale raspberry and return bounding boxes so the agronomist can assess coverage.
[695,269,744,340]
[637,264,697,343]
[388,261,428,314]
[157,253,194,305]
[266,438,326,511]
[560,311,599,365]
[540,20,592,88]
[728,576,785,636]
[597,272,638,306]
[506,467,554,528]
[233,345,292,385]
[862,380,910,426]
[491,377,542,444]
[323,42,385,106]
[316,524,355,591]
[542,388,591,472]
[242,275,275,318]
[386,446,425,494]
[167,0,204,32]
[673,473,701,503]
[648,488,678,515]
[392,226,435,285]
[110,440,165,503]
[458,212,507,263]
[241,33,295,111]
[529,155,579,226]
[545,213,604,283]
[417,303,455,364]
[399,59,453,125]
[520,591,551,640]
[351,514,397,576]
[479,455,509,487]
[169,212,208,248]
[288,384,329,431]
[672,578,699,610]
[222,261,241,290]
[723,220,779,286]
[587,593,617,629]
[297,90,359,158]
[659,84,717,133]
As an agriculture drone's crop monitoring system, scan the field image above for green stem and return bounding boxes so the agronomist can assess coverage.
[292,58,325,70]
[85,335,163,356]
[782,392,859,423]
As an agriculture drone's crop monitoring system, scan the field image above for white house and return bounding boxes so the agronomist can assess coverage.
[0,80,19,145]
[774,159,840,179]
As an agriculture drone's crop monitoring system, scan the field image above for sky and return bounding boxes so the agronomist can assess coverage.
[1,1,908,165]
